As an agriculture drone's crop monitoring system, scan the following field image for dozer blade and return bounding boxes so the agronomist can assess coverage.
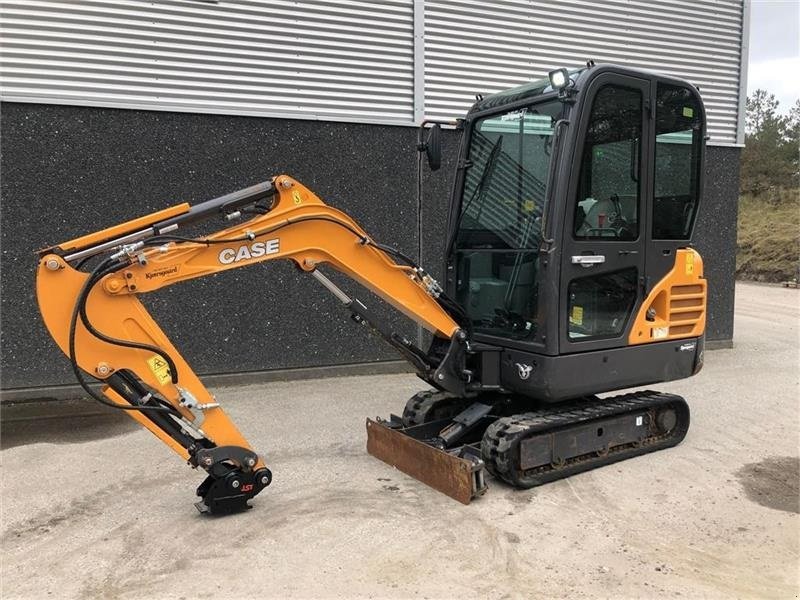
[366,418,487,504]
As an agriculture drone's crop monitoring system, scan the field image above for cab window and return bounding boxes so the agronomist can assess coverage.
[653,83,703,239]
[454,99,562,340]
[573,85,642,241]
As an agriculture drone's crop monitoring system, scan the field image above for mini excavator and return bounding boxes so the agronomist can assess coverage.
[37,64,707,514]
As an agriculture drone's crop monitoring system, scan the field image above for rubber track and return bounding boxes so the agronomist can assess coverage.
[402,390,470,427]
[481,390,690,488]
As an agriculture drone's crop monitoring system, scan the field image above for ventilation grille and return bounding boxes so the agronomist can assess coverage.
[668,284,706,336]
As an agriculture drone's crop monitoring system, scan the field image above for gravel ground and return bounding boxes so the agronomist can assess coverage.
[2,282,798,599]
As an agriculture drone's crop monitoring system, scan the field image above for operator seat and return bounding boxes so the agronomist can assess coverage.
[578,195,635,239]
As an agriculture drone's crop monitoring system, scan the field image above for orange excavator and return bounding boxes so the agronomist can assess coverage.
[36,63,707,514]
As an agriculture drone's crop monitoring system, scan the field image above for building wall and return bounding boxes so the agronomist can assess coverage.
[1,0,747,143]
[1,102,737,392]
[424,0,747,145]
[0,0,746,394]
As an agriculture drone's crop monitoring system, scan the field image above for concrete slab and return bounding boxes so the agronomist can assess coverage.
[2,282,798,599]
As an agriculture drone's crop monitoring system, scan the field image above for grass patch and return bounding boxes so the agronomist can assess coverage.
[736,188,800,282]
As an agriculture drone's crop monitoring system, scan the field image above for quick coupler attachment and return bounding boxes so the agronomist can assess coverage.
[190,445,272,515]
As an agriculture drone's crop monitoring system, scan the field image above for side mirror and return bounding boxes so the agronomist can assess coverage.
[426,123,442,171]
[420,123,442,171]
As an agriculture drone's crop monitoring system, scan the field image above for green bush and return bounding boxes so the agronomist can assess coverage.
[736,188,800,282]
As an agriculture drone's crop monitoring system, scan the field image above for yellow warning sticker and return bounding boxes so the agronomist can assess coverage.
[685,252,694,275]
[571,305,584,326]
[683,106,694,118]
[292,190,303,204]
[146,355,171,385]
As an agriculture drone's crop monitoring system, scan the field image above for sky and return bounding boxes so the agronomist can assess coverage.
[747,0,800,114]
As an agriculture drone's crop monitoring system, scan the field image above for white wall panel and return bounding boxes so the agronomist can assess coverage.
[0,0,416,122]
[424,0,746,145]
[0,0,746,143]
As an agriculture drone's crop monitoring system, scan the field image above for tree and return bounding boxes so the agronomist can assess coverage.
[784,100,800,184]
[745,89,781,134]
[787,99,800,141]
[740,90,798,195]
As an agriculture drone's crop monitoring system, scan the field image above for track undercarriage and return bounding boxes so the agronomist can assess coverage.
[367,389,690,503]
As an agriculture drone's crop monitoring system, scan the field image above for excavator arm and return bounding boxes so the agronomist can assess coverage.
[36,175,468,513]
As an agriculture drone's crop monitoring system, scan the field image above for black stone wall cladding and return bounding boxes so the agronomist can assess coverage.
[0,103,737,390]
[694,145,739,345]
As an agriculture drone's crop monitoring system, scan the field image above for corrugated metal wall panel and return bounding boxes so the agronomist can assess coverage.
[0,0,416,122]
[0,0,745,143]
[424,0,745,145]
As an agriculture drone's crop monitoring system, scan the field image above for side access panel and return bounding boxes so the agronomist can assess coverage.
[499,336,703,402]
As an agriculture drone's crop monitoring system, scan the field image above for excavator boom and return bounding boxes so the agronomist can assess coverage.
[37,175,467,513]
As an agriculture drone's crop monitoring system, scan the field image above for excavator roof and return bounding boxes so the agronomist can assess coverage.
[468,67,586,114]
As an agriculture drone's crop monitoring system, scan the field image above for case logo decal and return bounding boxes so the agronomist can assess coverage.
[218,239,280,264]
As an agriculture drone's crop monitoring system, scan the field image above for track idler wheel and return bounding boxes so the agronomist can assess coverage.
[655,408,678,433]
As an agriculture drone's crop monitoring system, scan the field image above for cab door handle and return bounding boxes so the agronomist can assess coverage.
[571,255,606,267]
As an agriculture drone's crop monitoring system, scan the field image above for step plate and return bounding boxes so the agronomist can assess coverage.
[366,419,485,504]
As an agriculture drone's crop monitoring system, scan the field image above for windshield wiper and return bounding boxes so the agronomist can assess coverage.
[448,136,504,253]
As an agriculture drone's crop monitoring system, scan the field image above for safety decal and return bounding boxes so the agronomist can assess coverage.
[146,355,172,385]
[570,305,584,326]
[685,252,694,275]
[292,190,303,204]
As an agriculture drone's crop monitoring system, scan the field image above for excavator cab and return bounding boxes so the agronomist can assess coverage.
[36,63,708,513]
[445,64,706,401]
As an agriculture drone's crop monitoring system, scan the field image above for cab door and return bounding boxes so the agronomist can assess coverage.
[559,73,652,353]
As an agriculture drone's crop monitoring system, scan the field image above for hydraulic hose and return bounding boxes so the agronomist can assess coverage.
[68,257,173,412]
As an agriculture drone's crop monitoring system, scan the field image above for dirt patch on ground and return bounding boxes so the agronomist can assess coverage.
[736,456,800,514]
